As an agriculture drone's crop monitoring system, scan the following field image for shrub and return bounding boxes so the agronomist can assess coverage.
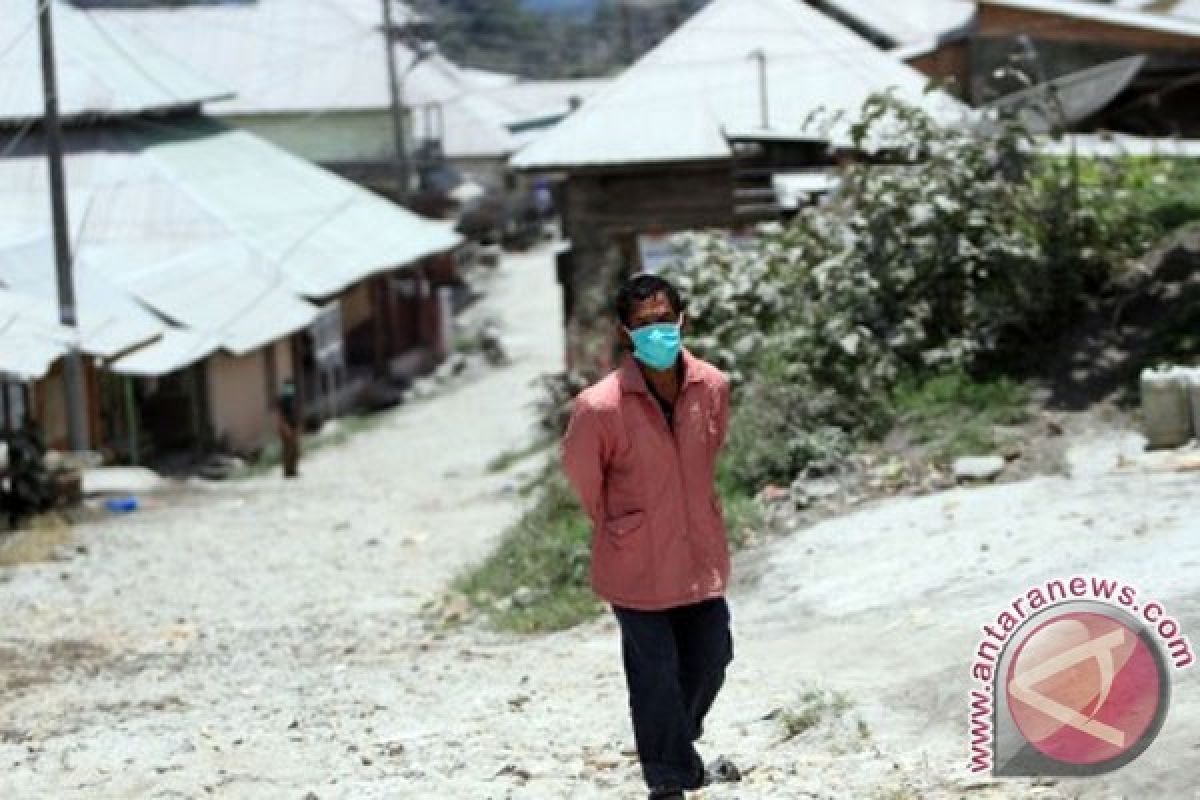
[661,91,1163,493]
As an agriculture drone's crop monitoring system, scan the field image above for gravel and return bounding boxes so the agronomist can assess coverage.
[1,246,1196,799]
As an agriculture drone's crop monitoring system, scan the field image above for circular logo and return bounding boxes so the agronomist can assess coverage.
[1005,610,1168,768]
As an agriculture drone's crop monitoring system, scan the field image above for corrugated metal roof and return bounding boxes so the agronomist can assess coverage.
[0,0,231,125]
[818,0,976,47]
[0,235,321,379]
[115,241,319,357]
[484,79,611,125]
[459,67,520,90]
[980,0,1200,37]
[0,237,164,359]
[512,0,968,170]
[434,79,612,159]
[0,235,321,378]
[82,0,466,115]
[108,328,222,378]
[1154,0,1200,19]
[0,334,68,381]
[79,0,539,159]
[0,117,461,300]
[1105,0,1200,21]
[435,92,522,159]
[0,286,73,380]
[75,0,603,160]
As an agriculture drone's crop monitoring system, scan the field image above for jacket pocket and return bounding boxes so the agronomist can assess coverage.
[604,510,645,548]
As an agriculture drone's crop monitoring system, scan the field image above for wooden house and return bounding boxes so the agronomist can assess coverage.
[512,0,967,373]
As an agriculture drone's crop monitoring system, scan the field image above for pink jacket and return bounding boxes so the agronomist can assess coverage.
[561,348,732,611]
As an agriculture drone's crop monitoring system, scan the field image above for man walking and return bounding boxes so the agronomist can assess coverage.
[276,379,301,479]
[562,274,738,799]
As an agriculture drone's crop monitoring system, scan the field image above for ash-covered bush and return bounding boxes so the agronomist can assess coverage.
[662,91,1163,490]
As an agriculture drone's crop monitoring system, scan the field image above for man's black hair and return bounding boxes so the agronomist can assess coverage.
[615,273,684,327]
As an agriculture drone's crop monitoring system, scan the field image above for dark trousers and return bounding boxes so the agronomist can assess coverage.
[279,421,299,478]
[612,597,734,790]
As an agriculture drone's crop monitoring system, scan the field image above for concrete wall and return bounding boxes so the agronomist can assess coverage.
[205,340,293,455]
[222,110,397,165]
[222,111,511,196]
[206,350,268,454]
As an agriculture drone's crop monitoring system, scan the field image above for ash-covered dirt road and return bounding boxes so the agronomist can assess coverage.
[1,244,1196,799]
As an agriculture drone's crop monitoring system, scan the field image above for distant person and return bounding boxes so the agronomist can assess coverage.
[532,178,554,219]
[276,379,300,479]
[561,273,739,800]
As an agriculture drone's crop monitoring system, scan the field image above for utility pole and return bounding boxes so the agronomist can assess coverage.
[381,0,411,201]
[750,49,770,129]
[37,0,88,451]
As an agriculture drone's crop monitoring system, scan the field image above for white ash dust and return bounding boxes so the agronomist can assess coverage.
[1,243,1197,798]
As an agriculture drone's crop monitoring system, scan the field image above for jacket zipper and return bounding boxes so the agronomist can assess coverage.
[663,385,707,590]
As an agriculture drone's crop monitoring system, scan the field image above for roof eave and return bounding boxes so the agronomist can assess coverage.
[0,96,236,128]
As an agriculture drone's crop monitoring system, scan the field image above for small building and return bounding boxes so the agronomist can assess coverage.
[812,0,977,95]
[831,1,1200,135]
[78,0,608,200]
[0,279,157,448]
[0,286,76,435]
[0,119,462,454]
[2,3,462,457]
[512,0,966,372]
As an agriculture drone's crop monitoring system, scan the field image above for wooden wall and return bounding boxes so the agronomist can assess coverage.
[907,40,972,97]
[558,162,734,373]
[563,164,733,236]
[907,7,1200,105]
[976,5,1200,52]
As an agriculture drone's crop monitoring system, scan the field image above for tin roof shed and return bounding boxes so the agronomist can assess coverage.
[512,0,968,171]
[0,118,461,300]
[0,0,231,125]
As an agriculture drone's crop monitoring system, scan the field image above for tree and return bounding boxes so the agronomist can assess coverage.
[410,0,709,78]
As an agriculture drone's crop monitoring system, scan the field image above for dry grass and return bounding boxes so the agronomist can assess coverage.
[776,689,854,741]
[0,513,73,567]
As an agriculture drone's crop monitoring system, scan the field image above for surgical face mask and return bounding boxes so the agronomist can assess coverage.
[624,319,683,371]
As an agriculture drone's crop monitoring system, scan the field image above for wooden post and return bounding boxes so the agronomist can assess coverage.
[289,333,307,432]
[383,272,400,360]
[188,364,205,451]
[264,342,278,411]
[124,376,139,466]
[33,377,46,431]
[371,276,389,378]
[86,361,103,450]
